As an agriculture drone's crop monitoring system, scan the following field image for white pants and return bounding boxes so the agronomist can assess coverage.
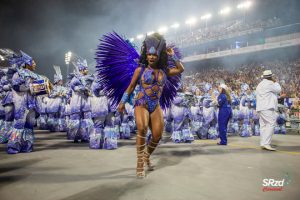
[258,110,277,146]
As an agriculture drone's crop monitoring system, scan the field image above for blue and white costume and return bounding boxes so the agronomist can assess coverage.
[228,91,240,135]
[36,95,48,130]
[7,51,43,154]
[202,84,218,140]
[47,66,67,132]
[190,95,203,139]
[239,84,253,137]
[68,59,94,142]
[103,101,118,150]
[0,68,16,144]
[89,77,109,149]
[170,92,193,143]
[275,105,287,134]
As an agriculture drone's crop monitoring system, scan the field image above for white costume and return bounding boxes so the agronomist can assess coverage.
[256,76,281,147]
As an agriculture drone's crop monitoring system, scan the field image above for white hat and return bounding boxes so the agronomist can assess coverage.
[262,70,273,77]
[220,83,227,90]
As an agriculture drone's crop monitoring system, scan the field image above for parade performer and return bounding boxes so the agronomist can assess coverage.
[89,76,109,149]
[239,83,253,137]
[47,66,67,132]
[96,32,183,178]
[201,84,218,140]
[228,91,240,135]
[68,58,94,143]
[0,50,17,144]
[190,94,204,139]
[7,51,50,154]
[170,91,189,143]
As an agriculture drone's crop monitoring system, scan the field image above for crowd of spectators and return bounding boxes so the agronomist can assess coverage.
[182,58,300,109]
[169,17,282,48]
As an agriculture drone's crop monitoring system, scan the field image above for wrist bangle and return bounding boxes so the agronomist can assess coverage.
[171,54,180,62]
[121,92,129,104]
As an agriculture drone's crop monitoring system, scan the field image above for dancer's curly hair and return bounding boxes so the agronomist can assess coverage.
[139,33,168,70]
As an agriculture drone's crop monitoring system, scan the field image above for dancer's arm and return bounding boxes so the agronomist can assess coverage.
[118,67,142,113]
[166,48,184,76]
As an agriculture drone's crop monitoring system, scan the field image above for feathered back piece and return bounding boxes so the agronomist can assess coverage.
[95,31,139,107]
[95,32,182,110]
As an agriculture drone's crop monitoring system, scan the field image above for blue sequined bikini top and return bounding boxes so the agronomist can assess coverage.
[141,67,166,86]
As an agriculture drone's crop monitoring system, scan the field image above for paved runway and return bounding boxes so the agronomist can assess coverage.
[0,131,299,200]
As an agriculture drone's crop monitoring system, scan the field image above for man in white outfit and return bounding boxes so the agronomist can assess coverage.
[256,70,281,151]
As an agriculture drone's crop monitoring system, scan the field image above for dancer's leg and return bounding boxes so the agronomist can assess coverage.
[145,106,164,170]
[134,106,149,178]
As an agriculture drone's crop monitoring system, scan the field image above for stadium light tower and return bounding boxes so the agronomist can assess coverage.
[201,13,212,28]
[219,7,231,15]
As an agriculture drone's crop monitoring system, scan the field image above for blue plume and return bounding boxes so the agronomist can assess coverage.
[95,31,140,107]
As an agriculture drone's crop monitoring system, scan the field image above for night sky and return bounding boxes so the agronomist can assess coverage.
[0,0,299,81]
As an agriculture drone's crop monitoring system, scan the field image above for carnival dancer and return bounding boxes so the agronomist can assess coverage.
[68,58,94,143]
[190,94,204,139]
[201,84,218,140]
[0,59,17,144]
[47,66,67,132]
[228,91,240,135]
[7,51,48,154]
[170,91,187,143]
[239,83,253,137]
[89,76,109,149]
[96,32,183,178]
